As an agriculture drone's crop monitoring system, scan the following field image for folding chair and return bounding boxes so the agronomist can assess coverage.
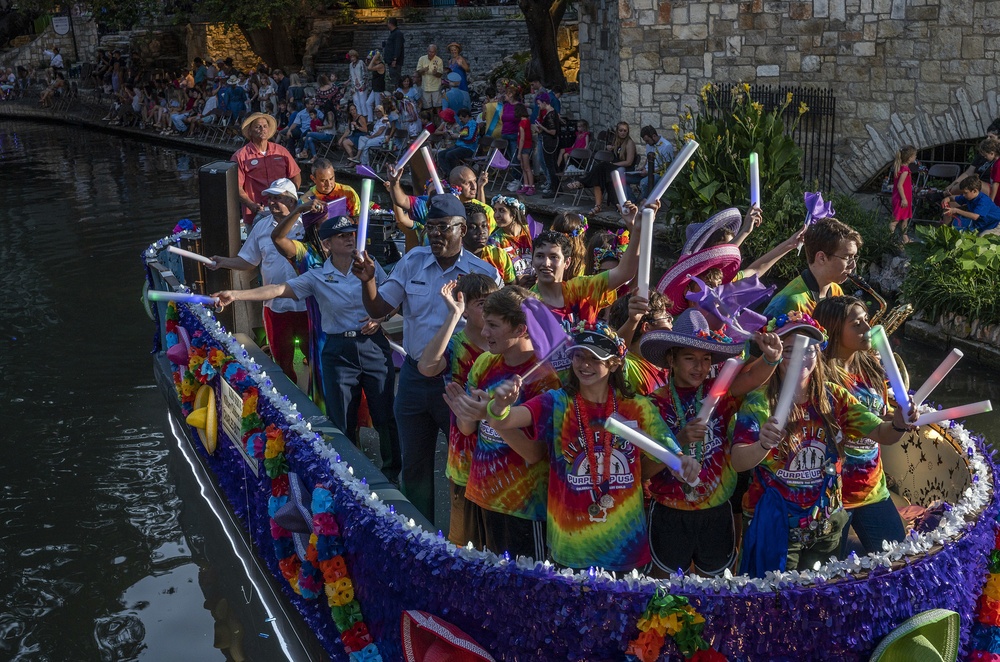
[574,149,614,207]
[484,138,511,191]
[552,147,593,201]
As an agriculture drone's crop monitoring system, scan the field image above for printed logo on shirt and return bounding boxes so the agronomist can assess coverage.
[567,447,634,491]
[776,438,828,487]
[480,422,504,446]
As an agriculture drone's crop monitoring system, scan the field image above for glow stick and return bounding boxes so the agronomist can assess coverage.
[388,340,407,357]
[914,400,992,427]
[695,358,742,424]
[868,325,912,416]
[749,152,760,207]
[911,349,964,409]
[610,169,628,211]
[636,208,655,298]
[394,129,431,171]
[646,140,699,204]
[773,334,810,429]
[167,245,216,266]
[356,178,373,254]
[604,415,699,486]
[421,146,444,195]
[147,291,218,306]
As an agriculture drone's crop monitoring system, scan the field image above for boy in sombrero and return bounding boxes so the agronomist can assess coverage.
[640,309,783,576]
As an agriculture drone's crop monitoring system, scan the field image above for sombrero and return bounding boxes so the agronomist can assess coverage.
[401,610,495,662]
[166,325,192,365]
[187,385,218,454]
[272,472,314,561]
[656,244,742,316]
[682,207,743,255]
[640,309,743,366]
[868,609,959,662]
[241,112,277,140]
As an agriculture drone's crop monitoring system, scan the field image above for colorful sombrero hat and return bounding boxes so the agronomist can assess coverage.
[656,244,742,316]
[167,325,192,365]
[682,207,743,255]
[640,309,743,366]
[187,384,218,454]
[868,609,959,662]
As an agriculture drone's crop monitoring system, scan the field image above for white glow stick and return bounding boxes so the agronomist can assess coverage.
[604,415,699,486]
[695,358,743,424]
[796,212,810,255]
[868,325,912,416]
[388,340,407,356]
[914,400,992,426]
[636,208,655,299]
[394,129,431,171]
[167,245,216,266]
[421,146,445,195]
[646,140,699,204]
[911,349,964,409]
[773,334,810,429]
[147,291,218,306]
[749,152,760,207]
[356,178,373,254]
[610,169,628,211]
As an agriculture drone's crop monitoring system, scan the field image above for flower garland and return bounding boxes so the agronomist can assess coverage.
[625,590,725,661]
[970,526,1000,660]
[763,310,828,349]
[695,326,735,344]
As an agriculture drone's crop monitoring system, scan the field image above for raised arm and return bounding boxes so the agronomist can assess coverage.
[607,200,644,290]
[270,200,319,260]
[732,205,762,248]
[418,281,464,377]
[351,250,396,319]
[207,255,255,271]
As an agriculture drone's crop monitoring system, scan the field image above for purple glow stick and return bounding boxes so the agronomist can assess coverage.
[394,130,431,171]
[356,178,373,254]
[421,146,445,195]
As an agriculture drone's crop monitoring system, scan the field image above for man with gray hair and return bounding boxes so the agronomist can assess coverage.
[416,44,444,119]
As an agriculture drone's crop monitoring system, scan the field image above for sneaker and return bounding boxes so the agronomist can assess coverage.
[540,186,552,195]
[524,186,535,196]
[506,179,522,192]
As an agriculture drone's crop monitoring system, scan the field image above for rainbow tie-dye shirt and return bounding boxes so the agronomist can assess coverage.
[445,330,488,486]
[464,354,560,521]
[477,245,516,284]
[522,390,679,571]
[490,226,533,276]
[531,272,618,377]
[733,383,882,518]
[622,353,669,396]
[762,270,844,319]
[840,372,890,509]
[648,379,738,511]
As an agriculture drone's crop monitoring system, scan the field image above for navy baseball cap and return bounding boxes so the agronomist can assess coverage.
[426,194,467,220]
[318,215,356,239]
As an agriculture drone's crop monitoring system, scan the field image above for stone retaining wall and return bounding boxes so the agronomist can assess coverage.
[185,23,260,72]
[0,18,99,70]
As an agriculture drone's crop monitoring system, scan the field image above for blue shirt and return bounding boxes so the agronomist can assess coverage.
[378,247,501,358]
[442,87,471,112]
[290,107,322,129]
[955,193,1000,232]
[288,259,387,335]
[237,214,306,314]
[455,118,478,150]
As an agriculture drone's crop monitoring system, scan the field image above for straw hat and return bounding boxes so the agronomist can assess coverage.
[447,42,463,53]
[640,309,743,366]
[186,385,218,455]
[682,207,743,255]
[656,244,742,316]
[241,112,277,140]
[867,609,959,662]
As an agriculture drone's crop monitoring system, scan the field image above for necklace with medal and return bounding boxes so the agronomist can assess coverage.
[573,386,617,520]
[669,377,705,463]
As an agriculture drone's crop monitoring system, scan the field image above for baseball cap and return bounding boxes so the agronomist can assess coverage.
[262,178,298,199]
[318,215,357,239]
[426,194,467,220]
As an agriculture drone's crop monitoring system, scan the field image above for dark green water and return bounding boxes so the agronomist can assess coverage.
[0,118,996,660]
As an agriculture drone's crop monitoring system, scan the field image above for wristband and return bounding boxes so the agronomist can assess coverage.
[891,422,909,433]
[487,398,510,421]
[763,355,783,367]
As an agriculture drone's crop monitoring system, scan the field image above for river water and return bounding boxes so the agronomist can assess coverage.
[0,119,997,660]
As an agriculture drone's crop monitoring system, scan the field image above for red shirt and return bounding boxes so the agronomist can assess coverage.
[231,141,301,222]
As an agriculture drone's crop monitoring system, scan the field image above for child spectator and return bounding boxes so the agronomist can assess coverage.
[463,202,516,284]
[551,212,589,279]
[943,175,1000,235]
[889,145,916,242]
[515,103,535,195]
[418,275,499,547]
[489,194,533,277]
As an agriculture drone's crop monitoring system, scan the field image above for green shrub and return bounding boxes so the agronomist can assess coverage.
[902,225,1000,325]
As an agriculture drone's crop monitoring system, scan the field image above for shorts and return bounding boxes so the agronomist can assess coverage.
[447,480,483,549]
[479,507,545,561]
[648,501,735,576]
[422,89,442,108]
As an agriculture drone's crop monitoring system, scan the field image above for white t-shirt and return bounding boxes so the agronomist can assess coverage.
[237,214,307,313]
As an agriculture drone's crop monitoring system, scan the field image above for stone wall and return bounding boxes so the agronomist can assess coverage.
[579,0,1000,191]
[0,17,99,69]
[186,23,261,72]
[578,1,622,132]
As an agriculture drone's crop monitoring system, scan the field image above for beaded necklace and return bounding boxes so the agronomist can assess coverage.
[572,385,618,521]
[668,376,705,463]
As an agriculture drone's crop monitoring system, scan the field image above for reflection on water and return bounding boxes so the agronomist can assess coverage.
[0,121,317,661]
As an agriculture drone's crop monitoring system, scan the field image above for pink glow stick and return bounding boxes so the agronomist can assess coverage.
[695,358,742,424]
[914,400,992,426]
[394,130,431,171]
[610,169,628,211]
[421,146,445,195]
[167,245,216,266]
[356,178,373,254]
[911,348,964,409]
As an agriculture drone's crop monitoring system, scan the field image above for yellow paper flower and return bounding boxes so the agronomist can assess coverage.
[242,393,258,417]
[662,612,684,636]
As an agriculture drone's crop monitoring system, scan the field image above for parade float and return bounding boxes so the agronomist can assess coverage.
[142,162,1000,662]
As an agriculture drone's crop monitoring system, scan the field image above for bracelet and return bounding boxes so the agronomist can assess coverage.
[763,355,783,367]
[487,398,510,421]
[891,422,909,433]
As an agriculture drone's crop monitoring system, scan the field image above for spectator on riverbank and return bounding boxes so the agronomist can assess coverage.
[232,112,301,225]
[442,72,470,113]
[417,45,444,119]
[383,18,405,90]
[446,42,469,92]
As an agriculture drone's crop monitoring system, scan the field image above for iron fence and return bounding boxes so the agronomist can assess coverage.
[706,84,836,192]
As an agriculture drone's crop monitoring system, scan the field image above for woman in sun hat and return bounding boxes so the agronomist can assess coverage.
[731,312,915,577]
[483,322,700,572]
[446,42,470,91]
[641,309,782,576]
[232,111,300,226]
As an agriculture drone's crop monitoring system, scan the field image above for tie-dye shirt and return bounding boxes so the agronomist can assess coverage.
[733,383,882,518]
[762,270,844,319]
[445,330,487,486]
[522,389,680,571]
[531,272,618,376]
[465,353,560,520]
[623,352,669,396]
[648,379,738,510]
[477,245,516,284]
[840,372,890,509]
[490,226,533,277]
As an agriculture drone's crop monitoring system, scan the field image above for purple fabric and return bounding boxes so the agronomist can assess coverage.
[686,274,776,341]
[521,297,570,359]
[804,191,836,224]
[488,148,510,170]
